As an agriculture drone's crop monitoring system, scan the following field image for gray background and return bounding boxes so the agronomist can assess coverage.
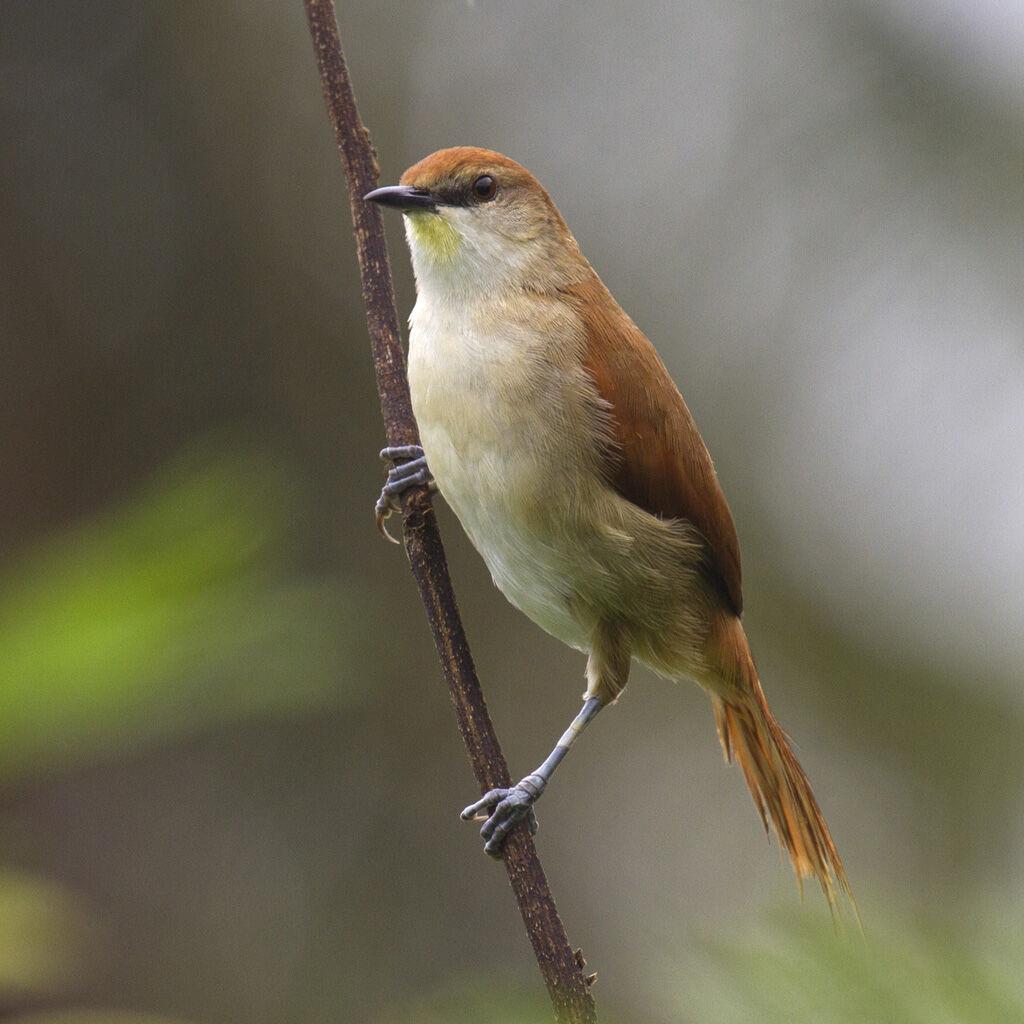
[1,2,1022,1022]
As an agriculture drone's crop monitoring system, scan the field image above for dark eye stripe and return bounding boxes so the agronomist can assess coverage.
[428,175,500,207]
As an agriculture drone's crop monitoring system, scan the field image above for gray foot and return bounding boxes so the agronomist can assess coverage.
[461,777,543,857]
[376,445,435,541]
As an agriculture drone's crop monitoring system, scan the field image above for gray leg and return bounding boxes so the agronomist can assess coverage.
[376,445,436,542]
[461,697,604,856]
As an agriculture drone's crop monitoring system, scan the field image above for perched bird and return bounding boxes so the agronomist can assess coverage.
[366,147,851,909]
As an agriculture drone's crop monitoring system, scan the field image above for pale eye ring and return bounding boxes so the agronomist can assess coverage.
[472,175,497,201]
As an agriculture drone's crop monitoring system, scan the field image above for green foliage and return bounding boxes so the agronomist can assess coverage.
[684,907,1024,1024]
[0,869,96,1001]
[373,978,569,1024]
[7,1013,196,1024]
[0,445,369,781]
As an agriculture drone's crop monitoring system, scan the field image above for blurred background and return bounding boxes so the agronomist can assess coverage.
[1,1,1022,1021]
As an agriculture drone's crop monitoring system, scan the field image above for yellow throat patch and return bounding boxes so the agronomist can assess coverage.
[406,211,460,262]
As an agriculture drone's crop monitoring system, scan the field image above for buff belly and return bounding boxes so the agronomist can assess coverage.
[406,296,713,681]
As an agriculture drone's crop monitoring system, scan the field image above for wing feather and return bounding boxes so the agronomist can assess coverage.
[563,274,744,615]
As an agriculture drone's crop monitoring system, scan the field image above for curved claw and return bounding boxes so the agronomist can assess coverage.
[374,445,434,543]
[375,498,401,544]
[461,784,540,857]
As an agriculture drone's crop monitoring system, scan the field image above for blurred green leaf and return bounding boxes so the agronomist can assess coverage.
[0,443,373,780]
[8,1014,197,1024]
[682,906,1024,1024]
[0,869,99,1001]
[372,977,570,1024]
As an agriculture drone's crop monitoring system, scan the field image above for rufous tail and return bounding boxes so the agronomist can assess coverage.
[708,616,854,913]
[712,686,853,913]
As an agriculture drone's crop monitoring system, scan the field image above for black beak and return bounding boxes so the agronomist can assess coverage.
[363,185,438,212]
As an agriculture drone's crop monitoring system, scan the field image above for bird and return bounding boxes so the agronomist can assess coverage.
[365,147,851,910]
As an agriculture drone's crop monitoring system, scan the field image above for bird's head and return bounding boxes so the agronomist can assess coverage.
[365,147,585,300]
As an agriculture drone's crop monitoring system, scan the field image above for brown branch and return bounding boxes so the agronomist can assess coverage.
[302,3,598,1020]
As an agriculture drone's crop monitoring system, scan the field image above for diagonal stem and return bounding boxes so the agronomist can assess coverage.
[301,2,598,1020]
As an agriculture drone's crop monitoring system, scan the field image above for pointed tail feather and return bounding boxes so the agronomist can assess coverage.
[712,687,853,914]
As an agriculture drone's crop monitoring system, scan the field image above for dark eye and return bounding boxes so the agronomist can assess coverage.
[472,175,497,200]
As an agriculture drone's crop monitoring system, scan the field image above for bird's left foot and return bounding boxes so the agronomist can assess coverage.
[461,775,544,856]
[375,445,435,542]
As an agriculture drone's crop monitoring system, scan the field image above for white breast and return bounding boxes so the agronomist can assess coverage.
[407,291,604,651]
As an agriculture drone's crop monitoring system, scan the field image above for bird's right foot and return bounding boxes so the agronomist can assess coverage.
[375,445,435,542]
[460,775,543,857]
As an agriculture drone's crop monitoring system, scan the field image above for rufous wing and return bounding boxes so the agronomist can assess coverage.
[563,274,744,615]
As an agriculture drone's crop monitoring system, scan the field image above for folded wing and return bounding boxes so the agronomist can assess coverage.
[563,274,744,616]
